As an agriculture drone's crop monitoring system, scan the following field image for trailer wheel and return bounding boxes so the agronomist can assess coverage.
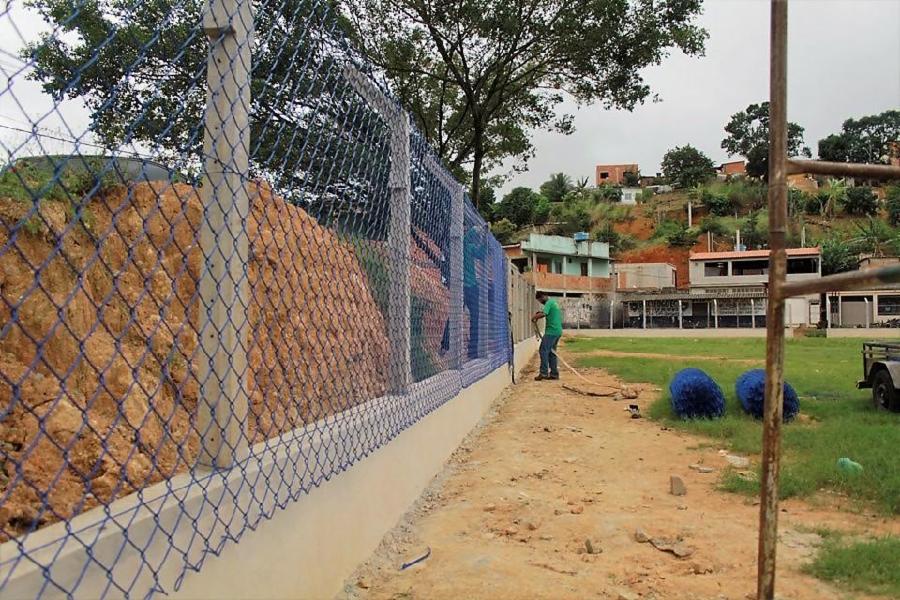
[872,369,896,411]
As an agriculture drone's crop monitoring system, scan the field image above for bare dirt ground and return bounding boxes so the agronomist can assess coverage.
[342,358,898,600]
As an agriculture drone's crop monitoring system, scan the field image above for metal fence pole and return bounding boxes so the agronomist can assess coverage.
[479,224,490,358]
[450,183,464,368]
[759,1,789,597]
[642,300,647,329]
[196,0,253,469]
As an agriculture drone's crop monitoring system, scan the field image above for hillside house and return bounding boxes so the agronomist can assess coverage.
[595,163,639,186]
[504,233,612,296]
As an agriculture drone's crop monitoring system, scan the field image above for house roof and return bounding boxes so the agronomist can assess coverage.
[690,248,820,261]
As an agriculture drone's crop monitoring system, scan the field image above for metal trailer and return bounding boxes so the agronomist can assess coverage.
[857,342,900,411]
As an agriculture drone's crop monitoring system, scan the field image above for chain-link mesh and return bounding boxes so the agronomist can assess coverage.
[0,0,510,596]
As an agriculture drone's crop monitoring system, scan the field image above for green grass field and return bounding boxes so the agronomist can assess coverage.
[566,336,900,514]
[804,531,900,597]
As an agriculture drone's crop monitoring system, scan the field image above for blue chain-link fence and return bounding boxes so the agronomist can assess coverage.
[0,0,510,596]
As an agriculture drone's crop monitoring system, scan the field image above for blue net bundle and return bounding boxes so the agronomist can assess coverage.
[735,369,800,422]
[668,368,726,419]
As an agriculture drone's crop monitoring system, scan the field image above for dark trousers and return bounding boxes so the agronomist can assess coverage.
[464,285,480,359]
[539,334,560,377]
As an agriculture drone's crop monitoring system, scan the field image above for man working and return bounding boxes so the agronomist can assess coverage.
[532,291,562,381]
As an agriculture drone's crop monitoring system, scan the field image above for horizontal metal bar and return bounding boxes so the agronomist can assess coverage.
[781,264,900,297]
[786,159,900,180]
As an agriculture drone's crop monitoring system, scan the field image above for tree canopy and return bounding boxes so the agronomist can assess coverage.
[818,110,900,164]
[721,102,810,179]
[660,145,714,188]
[346,0,707,205]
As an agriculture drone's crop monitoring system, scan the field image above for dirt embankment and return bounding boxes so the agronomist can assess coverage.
[0,182,390,538]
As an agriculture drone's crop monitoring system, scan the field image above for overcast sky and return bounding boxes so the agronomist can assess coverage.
[0,0,897,188]
[499,0,900,194]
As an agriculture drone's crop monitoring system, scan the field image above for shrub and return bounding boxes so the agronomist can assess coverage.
[654,220,696,247]
[490,218,517,245]
[700,188,737,216]
[886,185,900,226]
[698,215,727,236]
[842,186,878,216]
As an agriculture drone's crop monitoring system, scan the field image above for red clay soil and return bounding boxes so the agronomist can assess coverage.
[0,181,393,539]
[613,215,655,241]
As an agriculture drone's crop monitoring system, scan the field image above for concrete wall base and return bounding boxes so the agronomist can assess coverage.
[172,337,538,600]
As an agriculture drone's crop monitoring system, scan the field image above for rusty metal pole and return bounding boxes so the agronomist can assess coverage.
[759,1,788,598]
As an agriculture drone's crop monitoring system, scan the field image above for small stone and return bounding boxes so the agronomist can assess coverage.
[585,539,603,555]
[670,475,687,496]
[505,526,519,536]
[570,505,584,515]
[692,562,714,575]
[725,455,751,469]
[618,591,639,600]
[554,509,564,516]
[484,503,497,512]
[673,543,695,558]
[564,457,578,464]
[677,504,688,511]
[539,534,554,541]
[356,578,370,589]
[689,464,715,474]
[526,520,541,531]
[634,528,651,543]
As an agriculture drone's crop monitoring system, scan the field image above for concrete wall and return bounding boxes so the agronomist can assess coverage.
[1,340,539,600]
[173,341,537,599]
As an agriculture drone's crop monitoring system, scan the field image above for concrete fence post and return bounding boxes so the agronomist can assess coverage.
[714,299,719,329]
[678,300,683,329]
[344,65,412,392]
[751,299,756,329]
[449,182,464,369]
[642,300,647,330]
[197,0,253,469]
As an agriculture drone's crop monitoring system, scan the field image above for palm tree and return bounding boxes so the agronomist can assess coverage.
[576,176,590,190]
[850,218,896,258]
[540,172,574,202]
[820,178,847,219]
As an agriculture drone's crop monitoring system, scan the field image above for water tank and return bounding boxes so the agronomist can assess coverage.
[573,232,589,242]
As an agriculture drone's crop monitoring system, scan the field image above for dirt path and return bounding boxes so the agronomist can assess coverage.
[342,359,894,600]
[573,349,764,366]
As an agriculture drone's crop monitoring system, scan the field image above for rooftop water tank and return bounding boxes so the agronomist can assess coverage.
[573,232,589,242]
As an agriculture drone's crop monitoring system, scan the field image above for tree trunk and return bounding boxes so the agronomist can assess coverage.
[470,121,485,209]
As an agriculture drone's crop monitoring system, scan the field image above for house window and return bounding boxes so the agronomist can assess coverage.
[581,262,589,276]
[599,172,610,180]
[878,295,900,316]
[704,261,728,277]
[732,259,768,276]
[787,257,818,274]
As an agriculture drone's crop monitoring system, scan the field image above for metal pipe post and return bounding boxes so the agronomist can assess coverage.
[642,300,647,329]
[758,1,789,597]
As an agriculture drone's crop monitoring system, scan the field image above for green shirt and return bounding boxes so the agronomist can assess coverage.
[543,299,563,336]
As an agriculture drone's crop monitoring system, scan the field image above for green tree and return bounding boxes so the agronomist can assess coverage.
[739,211,768,249]
[819,235,857,275]
[593,222,635,255]
[817,110,900,164]
[849,218,897,258]
[623,171,640,187]
[698,215,727,236]
[700,189,738,216]
[347,0,707,206]
[478,186,498,221]
[721,102,810,179]
[886,185,900,226]
[660,145,714,189]
[498,187,544,227]
[533,195,551,225]
[490,218,517,245]
[540,173,574,202]
[653,220,696,247]
[549,196,592,235]
[595,186,623,203]
[841,186,878,216]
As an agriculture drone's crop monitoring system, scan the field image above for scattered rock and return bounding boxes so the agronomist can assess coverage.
[584,539,602,554]
[570,505,584,515]
[677,504,688,511]
[725,454,751,469]
[525,520,541,531]
[670,475,687,496]
[554,509,564,516]
[483,503,497,512]
[563,457,578,464]
[634,528,651,543]
[689,464,715,474]
[356,578,370,589]
[617,590,639,600]
[539,534,554,541]
[505,526,519,536]
[650,537,695,559]
[691,562,714,574]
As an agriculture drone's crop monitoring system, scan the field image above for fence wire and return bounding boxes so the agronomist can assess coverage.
[0,0,510,596]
